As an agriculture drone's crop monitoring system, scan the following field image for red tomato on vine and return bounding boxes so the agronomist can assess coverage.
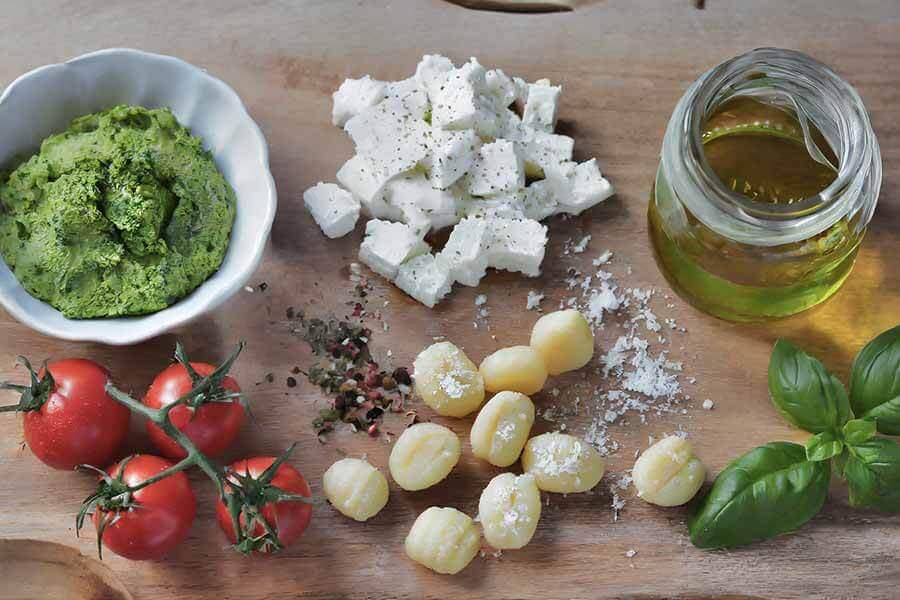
[142,352,245,459]
[79,454,196,560]
[216,455,313,554]
[1,357,130,470]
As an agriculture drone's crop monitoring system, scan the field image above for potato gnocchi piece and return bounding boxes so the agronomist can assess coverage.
[479,345,548,395]
[521,432,606,493]
[404,506,481,574]
[632,435,706,507]
[469,391,535,467]
[414,341,485,417]
[389,422,461,491]
[530,309,595,375]
[323,458,389,522]
[478,473,541,549]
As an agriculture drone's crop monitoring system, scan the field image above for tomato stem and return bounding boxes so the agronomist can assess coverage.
[0,357,56,412]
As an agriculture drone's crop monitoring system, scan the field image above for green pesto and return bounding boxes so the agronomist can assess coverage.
[0,105,235,318]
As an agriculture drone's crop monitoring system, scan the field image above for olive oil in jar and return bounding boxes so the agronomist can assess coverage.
[702,97,838,206]
[650,50,881,322]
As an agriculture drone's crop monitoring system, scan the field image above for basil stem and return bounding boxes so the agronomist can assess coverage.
[849,325,900,435]
[688,442,831,549]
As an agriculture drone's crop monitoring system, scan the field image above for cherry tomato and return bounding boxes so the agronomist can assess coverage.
[143,362,245,459]
[93,454,196,561]
[13,359,130,470]
[216,457,312,552]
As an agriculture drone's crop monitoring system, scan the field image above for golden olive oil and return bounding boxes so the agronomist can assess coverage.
[703,97,837,205]
[649,97,864,321]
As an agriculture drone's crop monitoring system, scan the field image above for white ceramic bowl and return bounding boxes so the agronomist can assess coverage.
[0,48,276,345]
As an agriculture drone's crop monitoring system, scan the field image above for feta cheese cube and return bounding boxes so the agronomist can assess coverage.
[385,172,460,235]
[438,216,490,287]
[512,76,529,105]
[332,76,386,127]
[415,54,455,101]
[459,192,526,219]
[394,253,453,308]
[384,77,429,120]
[358,220,430,280]
[523,80,561,133]
[467,139,525,196]
[303,182,361,238]
[484,68,517,108]
[428,59,500,136]
[557,159,615,215]
[522,181,559,220]
[344,96,429,181]
[336,155,400,219]
[484,217,548,277]
[497,109,526,142]
[520,130,574,179]
[425,127,480,189]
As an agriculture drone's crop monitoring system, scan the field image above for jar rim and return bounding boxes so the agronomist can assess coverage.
[662,48,881,246]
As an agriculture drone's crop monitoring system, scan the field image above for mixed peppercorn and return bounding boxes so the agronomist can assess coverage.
[291,313,413,438]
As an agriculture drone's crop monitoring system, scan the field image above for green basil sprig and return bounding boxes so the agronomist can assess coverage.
[689,326,900,549]
[688,442,830,549]
[849,325,900,435]
[768,339,852,434]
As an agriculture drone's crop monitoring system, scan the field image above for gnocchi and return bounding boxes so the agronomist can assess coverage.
[521,432,606,493]
[530,309,595,375]
[404,506,481,574]
[632,435,705,507]
[322,458,389,522]
[478,473,541,549]
[414,342,485,417]
[479,345,548,395]
[469,391,535,467]
[389,422,461,491]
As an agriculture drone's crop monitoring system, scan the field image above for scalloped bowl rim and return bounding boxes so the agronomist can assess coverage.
[0,48,277,345]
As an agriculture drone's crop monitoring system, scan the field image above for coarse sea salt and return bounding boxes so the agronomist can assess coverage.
[536,247,712,521]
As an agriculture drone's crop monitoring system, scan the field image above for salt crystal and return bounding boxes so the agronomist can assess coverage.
[572,234,591,254]
[592,249,613,266]
[526,290,545,310]
[702,399,714,410]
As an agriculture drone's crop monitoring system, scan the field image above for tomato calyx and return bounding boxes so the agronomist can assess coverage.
[76,456,141,559]
[221,443,315,555]
[0,356,56,413]
[173,342,247,416]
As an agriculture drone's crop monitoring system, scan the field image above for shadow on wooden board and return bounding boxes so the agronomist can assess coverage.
[443,0,708,12]
[444,0,578,13]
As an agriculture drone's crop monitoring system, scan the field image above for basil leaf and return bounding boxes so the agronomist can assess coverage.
[768,339,853,433]
[688,442,830,549]
[804,430,843,462]
[849,325,900,435]
[841,418,876,445]
[842,437,900,512]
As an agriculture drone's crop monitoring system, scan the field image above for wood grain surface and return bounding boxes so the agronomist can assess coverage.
[1,1,899,599]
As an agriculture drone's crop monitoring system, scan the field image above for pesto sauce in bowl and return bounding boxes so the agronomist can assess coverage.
[0,105,236,318]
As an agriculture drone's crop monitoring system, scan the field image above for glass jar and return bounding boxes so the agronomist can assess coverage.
[649,48,881,321]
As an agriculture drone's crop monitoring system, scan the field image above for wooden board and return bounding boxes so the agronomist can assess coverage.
[1,1,898,598]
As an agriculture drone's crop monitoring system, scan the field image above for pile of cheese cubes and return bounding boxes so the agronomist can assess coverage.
[303,54,615,307]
